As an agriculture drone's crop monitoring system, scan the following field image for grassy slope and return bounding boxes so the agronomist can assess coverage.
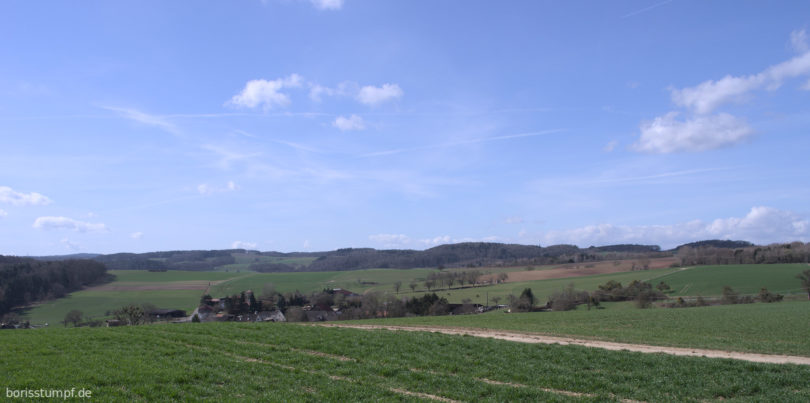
[351,300,810,356]
[2,323,809,402]
[21,263,808,325]
[656,264,809,296]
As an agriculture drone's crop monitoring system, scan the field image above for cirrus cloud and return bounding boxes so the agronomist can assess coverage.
[33,216,108,233]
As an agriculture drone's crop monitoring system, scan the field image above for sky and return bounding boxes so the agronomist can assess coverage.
[1,0,810,255]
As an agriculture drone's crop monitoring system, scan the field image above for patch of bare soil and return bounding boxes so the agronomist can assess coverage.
[318,324,810,366]
[497,257,678,283]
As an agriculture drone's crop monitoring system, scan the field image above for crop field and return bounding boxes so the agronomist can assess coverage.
[654,264,810,296]
[353,300,810,356]
[3,323,810,402]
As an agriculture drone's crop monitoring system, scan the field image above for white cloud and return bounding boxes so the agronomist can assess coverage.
[130,232,144,240]
[633,112,753,153]
[308,84,334,102]
[0,209,6,217]
[33,216,107,233]
[671,51,810,114]
[356,83,403,106]
[227,74,303,110]
[232,240,258,249]
[539,207,810,249]
[603,140,619,152]
[310,0,343,10]
[198,181,240,196]
[791,28,808,53]
[636,31,810,153]
[0,186,52,206]
[332,114,366,131]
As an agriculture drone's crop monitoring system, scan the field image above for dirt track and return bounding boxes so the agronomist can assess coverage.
[317,324,810,366]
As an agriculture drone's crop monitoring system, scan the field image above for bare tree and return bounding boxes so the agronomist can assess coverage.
[409,282,417,293]
[393,281,402,294]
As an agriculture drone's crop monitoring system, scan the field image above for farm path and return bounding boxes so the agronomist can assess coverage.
[317,324,810,366]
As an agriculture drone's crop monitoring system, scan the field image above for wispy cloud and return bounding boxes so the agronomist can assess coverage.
[621,0,672,19]
[537,206,809,248]
[361,129,563,157]
[102,106,181,135]
[198,181,239,196]
[130,231,144,240]
[33,216,108,232]
[0,186,52,206]
[232,240,258,249]
[309,0,343,10]
[634,30,810,153]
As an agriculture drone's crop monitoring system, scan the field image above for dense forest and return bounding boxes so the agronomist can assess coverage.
[0,256,109,316]
[29,240,810,274]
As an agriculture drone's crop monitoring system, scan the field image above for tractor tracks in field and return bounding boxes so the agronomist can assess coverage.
[316,324,810,366]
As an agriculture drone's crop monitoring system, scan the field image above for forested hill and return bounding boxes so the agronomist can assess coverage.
[673,240,755,250]
[0,256,109,316]
[73,242,666,272]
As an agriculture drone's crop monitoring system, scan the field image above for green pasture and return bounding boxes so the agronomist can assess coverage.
[22,290,203,326]
[209,268,439,296]
[354,300,810,356]
[2,323,809,401]
[109,270,243,282]
[655,264,809,296]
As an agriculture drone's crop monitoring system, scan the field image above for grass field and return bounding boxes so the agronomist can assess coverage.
[20,263,809,326]
[2,322,809,401]
[655,264,810,296]
[352,300,810,356]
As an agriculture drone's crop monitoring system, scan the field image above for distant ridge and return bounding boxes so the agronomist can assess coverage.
[673,240,754,250]
[30,253,102,261]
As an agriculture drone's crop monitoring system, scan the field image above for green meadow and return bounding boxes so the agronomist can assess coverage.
[352,300,810,356]
[19,263,810,327]
[3,323,809,402]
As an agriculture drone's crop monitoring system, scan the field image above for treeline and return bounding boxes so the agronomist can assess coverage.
[675,242,810,266]
[76,242,667,272]
[47,240,810,273]
[0,256,109,316]
[94,250,238,271]
[304,243,666,271]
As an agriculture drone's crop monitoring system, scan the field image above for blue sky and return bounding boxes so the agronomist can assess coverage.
[1,0,809,255]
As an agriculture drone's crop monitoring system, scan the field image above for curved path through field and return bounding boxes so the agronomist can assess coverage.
[317,324,810,366]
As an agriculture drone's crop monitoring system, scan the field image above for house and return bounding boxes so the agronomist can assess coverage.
[255,311,286,322]
[105,319,123,327]
[332,288,359,297]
